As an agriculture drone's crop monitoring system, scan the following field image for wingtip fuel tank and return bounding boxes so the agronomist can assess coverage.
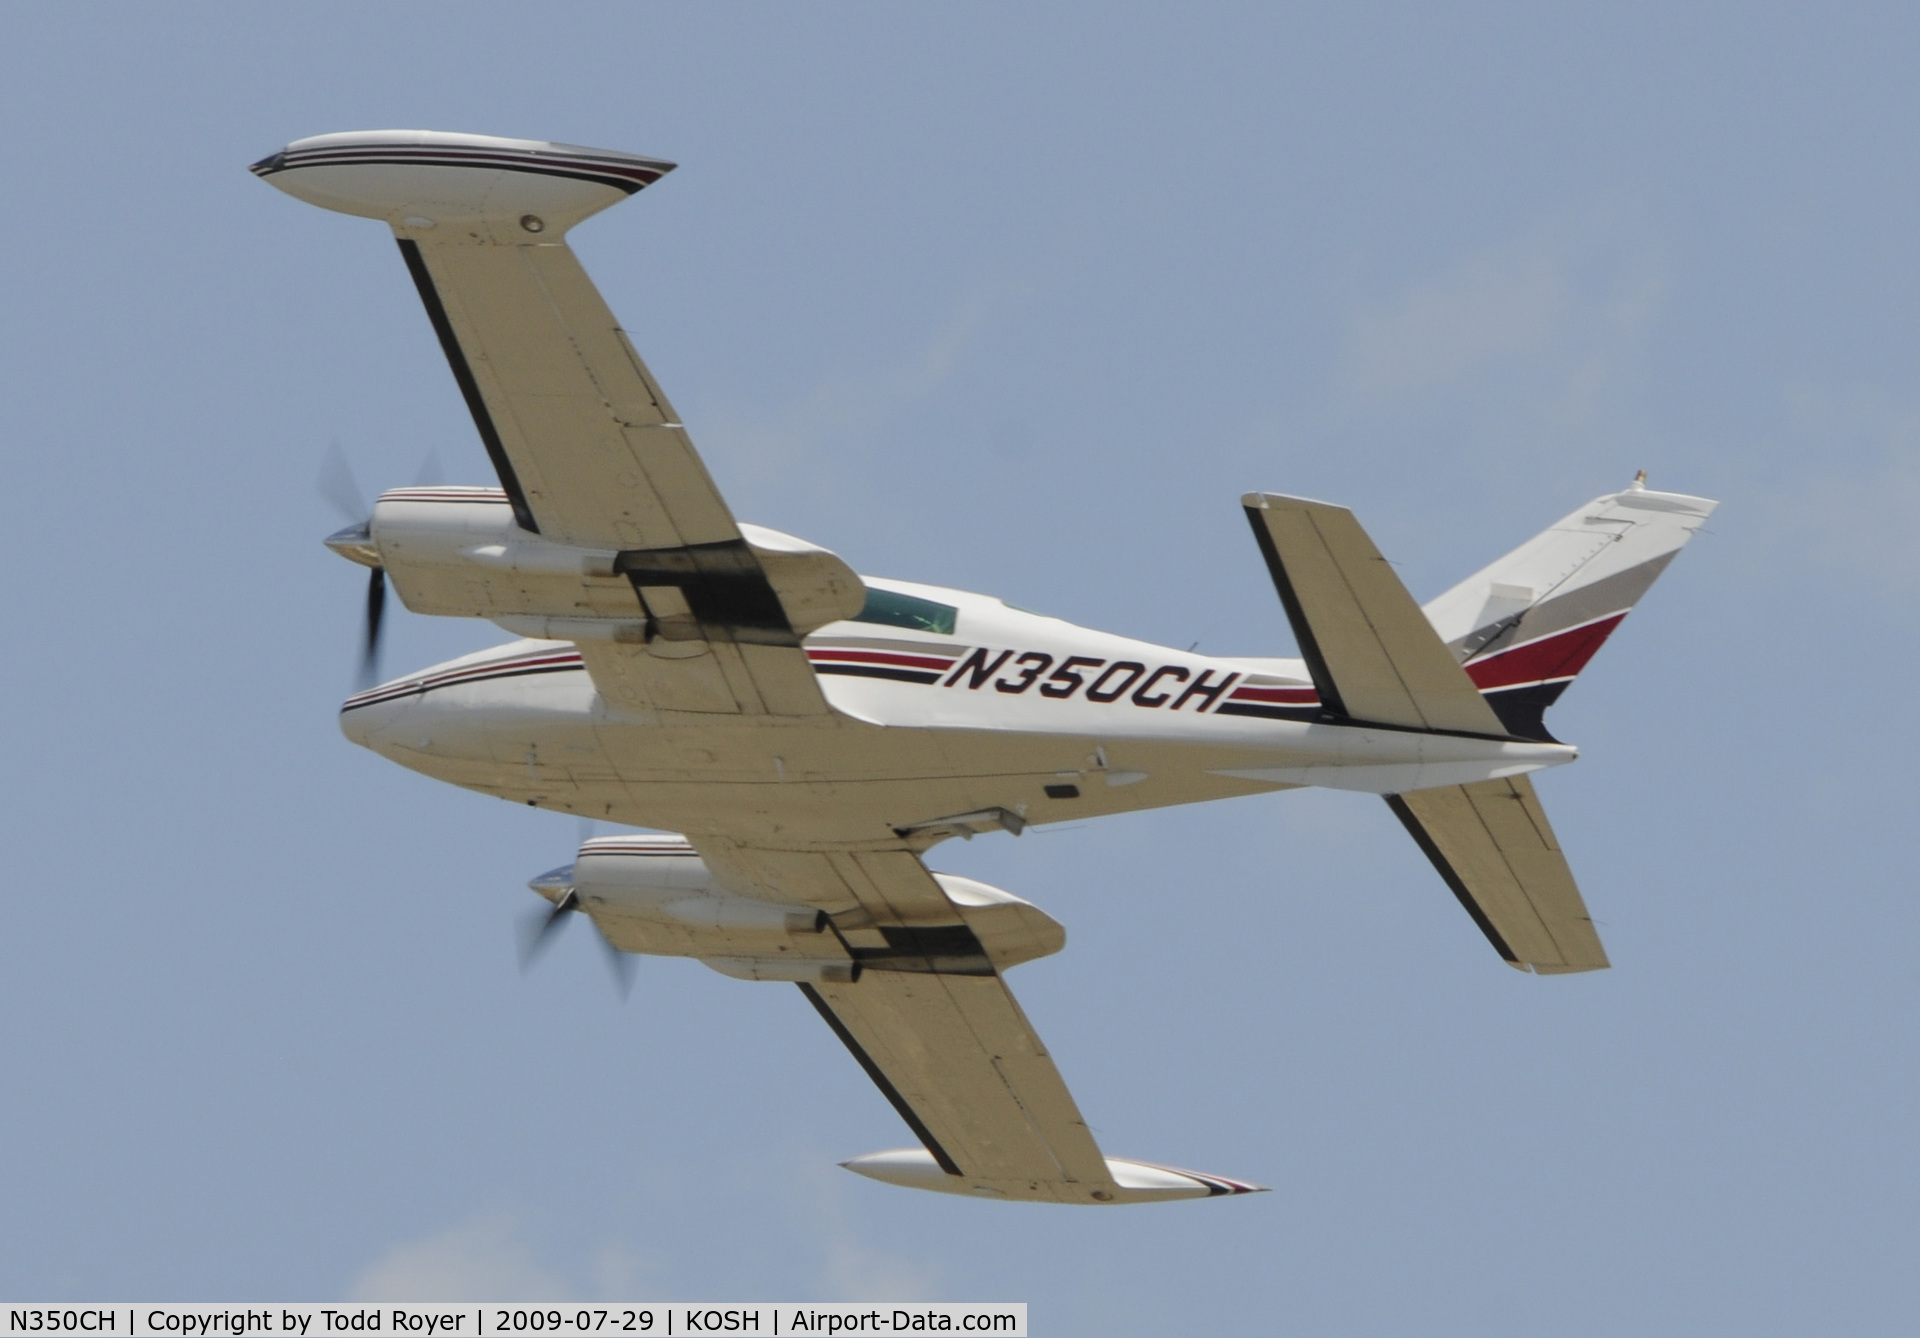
[251,129,675,237]
[841,1147,1267,1205]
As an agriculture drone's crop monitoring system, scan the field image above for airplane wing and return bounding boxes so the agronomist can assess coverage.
[698,843,1263,1203]
[253,130,851,717]
[801,972,1112,1197]
[1386,776,1609,973]
[1243,492,1509,736]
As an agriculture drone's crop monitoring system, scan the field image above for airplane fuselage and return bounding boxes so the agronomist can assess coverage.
[342,576,1575,849]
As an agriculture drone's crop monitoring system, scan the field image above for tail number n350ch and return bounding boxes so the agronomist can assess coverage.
[944,648,1242,710]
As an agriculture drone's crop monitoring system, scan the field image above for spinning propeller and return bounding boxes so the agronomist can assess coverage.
[518,885,638,999]
[318,447,636,1000]
[519,819,637,1000]
[317,444,440,689]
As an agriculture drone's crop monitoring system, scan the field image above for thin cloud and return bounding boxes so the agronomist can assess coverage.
[1334,206,1667,449]
[347,1214,576,1302]
[820,1234,944,1304]
[702,282,1012,507]
[1758,385,1920,591]
[341,1178,933,1305]
[1344,252,1573,397]
[791,1161,943,1303]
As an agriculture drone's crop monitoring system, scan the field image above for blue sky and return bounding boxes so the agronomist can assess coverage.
[3,4,1918,1332]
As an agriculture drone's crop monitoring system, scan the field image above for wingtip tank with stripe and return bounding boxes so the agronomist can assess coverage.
[250,129,675,238]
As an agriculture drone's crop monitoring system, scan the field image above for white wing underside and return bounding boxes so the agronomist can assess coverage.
[1388,776,1608,973]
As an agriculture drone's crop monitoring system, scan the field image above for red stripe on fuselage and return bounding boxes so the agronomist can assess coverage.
[806,648,957,672]
[1228,685,1319,704]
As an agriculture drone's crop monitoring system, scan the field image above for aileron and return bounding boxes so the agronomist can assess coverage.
[400,224,731,553]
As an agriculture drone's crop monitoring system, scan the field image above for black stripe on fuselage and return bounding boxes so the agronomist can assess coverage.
[1213,700,1321,722]
[284,154,658,195]
[797,982,965,1177]
[812,663,945,685]
[396,239,540,533]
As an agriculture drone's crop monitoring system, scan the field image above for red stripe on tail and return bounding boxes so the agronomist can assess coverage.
[1465,614,1626,690]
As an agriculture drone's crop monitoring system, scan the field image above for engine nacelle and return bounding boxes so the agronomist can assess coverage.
[531,833,1066,975]
[351,488,865,639]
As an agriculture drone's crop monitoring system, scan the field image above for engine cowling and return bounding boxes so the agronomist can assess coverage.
[530,833,1066,977]
[359,488,864,639]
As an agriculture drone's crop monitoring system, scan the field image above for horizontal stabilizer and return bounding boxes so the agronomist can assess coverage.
[1386,776,1608,973]
[842,1147,1266,1204]
[1243,493,1508,736]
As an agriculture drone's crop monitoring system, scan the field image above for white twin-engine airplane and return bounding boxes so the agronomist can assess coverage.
[254,130,1716,1206]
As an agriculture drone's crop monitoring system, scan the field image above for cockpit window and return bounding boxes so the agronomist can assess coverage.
[852,587,959,635]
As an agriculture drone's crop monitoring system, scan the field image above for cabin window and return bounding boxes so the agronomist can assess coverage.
[852,587,959,635]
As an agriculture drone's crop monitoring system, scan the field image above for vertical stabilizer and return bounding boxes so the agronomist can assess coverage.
[1422,479,1717,739]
